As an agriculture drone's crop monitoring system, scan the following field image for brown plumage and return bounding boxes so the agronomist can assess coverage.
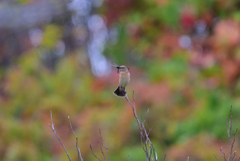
[112,65,130,97]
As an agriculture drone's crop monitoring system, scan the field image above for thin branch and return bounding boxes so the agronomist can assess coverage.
[228,106,233,160]
[230,106,233,138]
[149,144,153,159]
[125,92,141,127]
[220,140,227,161]
[213,153,219,161]
[125,92,159,161]
[163,154,166,161]
[90,130,110,161]
[233,151,237,160]
[151,144,157,161]
[226,117,230,140]
[90,145,102,161]
[126,92,149,161]
[142,122,150,157]
[99,129,110,161]
[128,155,130,161]
[99,143,106,161]
[187,156,189,161]
[48,110,72,161]
[68,115,83,161]
[144,109,149,125]
[230,128,238,160]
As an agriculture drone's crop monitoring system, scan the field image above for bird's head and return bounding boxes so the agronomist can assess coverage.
[118,66,129,72]
[112,63,129,73]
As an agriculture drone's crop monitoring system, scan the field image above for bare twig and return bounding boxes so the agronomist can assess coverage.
[231,129,238,160]
[220,140,227,161]
[48,110,72,161]
[125,92,159,161]
[163,154,166,161]
[187,156,189,161]
[99,129,110,161]
[233,151,237,160]
[68,115,83,161]
[227,106,233,160]
[213,153,219,161]
[90,145,102,161]
[224,106,239,161]
[89,130,110,161]
[125,92,141,128]
[128,155,130,161]
[144,109,149,125]
[152,145,157,161]
[99,141,106,161]
[125,93,149,160]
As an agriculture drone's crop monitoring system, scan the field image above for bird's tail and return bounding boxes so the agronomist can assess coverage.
[113,86,126,97]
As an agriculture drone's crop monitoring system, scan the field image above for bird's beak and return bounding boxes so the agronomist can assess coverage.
[116,67,120,73]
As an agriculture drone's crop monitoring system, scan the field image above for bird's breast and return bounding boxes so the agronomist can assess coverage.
[119,72,130,87]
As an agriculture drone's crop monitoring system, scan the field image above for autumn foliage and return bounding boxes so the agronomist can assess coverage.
[1,0,240,160]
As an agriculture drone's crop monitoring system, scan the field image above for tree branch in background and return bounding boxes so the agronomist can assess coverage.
[214,153,219,161]
[90,129,110,161]
[217,106,238,161]
[68,115,84,161]
[48,110,72,161]
[163,154,166,161]
[90,145,102,161]
[49,111,83,161]
[125,91,159,161]
[220,140,227,161]
[99,129,111,161]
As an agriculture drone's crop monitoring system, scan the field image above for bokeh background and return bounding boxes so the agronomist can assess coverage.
[1,0,240,160]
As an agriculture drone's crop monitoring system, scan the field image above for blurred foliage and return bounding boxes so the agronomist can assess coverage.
[1,0,240,160]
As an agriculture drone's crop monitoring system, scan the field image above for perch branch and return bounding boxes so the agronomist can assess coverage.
[125,91,158,161]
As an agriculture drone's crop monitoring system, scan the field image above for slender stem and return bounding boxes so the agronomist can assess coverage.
[48,110,72,161]
[68,115,83,161]
[99,129,110,161]
[125,92,151,161]
[90,145,102,161]
[213,154,218,161]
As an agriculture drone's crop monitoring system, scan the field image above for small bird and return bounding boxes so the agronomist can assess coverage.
[112,64,130,97]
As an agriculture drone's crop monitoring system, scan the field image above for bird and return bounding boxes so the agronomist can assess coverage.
[112,64,130,97]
